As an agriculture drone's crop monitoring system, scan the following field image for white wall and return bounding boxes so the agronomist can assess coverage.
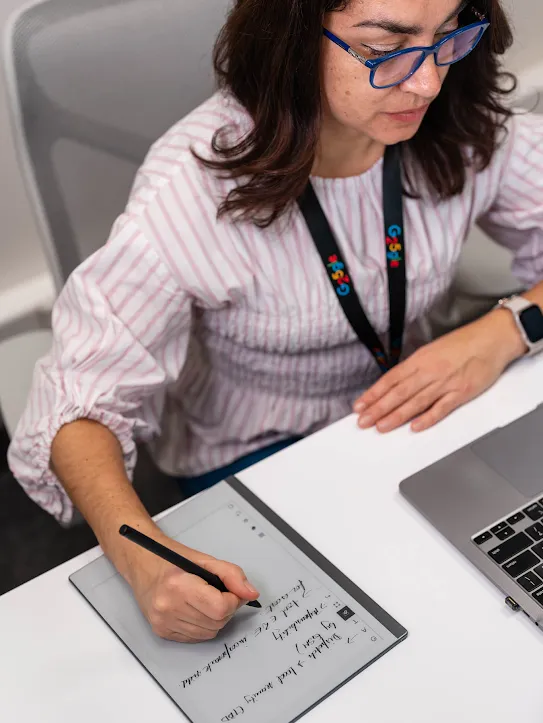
[505,0,543,75]
[0,0,541,331]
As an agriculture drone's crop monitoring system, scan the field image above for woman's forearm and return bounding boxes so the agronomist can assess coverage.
[50,419,170,586]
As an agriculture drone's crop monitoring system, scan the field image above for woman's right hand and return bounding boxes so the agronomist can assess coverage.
[125,536,260,643]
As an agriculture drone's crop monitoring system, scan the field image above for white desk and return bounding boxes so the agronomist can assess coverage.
[2,356,543,723]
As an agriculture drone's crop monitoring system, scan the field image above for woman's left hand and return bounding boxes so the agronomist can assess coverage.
[353,309,526,434]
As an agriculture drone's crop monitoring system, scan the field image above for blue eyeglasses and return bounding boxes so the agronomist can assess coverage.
[323,8,490,89]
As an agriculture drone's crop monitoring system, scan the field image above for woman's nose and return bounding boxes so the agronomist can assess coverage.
[400,53,444,99]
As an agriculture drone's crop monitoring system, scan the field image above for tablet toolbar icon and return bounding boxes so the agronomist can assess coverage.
[337,606,355,621]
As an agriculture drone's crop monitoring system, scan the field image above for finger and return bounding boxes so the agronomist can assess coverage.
[148,613,218,643]
[411,392,462,432]
[200,558,260,603]
[184,577,241,622]
[170,619,222,642]
[183,602,235,631]
[162,629,208,644]
[154,569,240,623]
[357,372,429,429]
[373,381,444,433]
[353,360,416,412]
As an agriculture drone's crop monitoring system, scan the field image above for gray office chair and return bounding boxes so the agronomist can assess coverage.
[5,0,232,290]
[0,0,231,438]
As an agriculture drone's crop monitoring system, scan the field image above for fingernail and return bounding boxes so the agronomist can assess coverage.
[353,401,366,412]
[244,581,259,595]
[377,420,392,433]
[358,415,372,428]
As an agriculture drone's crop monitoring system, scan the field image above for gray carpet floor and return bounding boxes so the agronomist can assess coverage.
[0,428,183,596]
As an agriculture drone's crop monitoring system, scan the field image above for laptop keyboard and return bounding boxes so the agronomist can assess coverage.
[472,497,543,608]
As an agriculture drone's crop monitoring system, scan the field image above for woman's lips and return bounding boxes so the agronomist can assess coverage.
[384,105,429,123]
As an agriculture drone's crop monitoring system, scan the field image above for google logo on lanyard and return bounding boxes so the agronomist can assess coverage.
[326,254,351,296]
[386,224,403,269]
[326,222,403,299]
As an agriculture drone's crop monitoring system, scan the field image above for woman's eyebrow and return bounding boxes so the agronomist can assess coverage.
[351,0,468,35]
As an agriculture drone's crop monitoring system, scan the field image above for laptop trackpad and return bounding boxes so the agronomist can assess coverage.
[471,406,543,499]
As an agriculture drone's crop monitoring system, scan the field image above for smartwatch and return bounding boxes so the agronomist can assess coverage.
[495,295,543,357]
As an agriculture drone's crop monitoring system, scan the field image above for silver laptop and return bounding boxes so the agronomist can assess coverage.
[400,403,543,627]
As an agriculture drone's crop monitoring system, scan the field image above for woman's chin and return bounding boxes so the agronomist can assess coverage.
[374,112,428,145]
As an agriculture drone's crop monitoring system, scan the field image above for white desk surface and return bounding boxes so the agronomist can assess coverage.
[2,356,543,723]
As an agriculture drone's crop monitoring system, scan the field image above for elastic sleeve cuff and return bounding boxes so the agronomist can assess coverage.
[9,407,138,526]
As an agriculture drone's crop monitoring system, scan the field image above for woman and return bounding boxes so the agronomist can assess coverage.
[9,0,543,642]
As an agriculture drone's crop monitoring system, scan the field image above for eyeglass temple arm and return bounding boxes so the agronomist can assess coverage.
[471,7,486,21]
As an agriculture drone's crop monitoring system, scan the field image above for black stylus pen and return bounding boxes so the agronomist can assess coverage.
[119,524,261,608]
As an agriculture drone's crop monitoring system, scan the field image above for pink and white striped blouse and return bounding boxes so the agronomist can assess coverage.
[8,92,543,523]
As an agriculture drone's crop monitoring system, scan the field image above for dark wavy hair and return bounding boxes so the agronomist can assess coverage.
[195,0,515,226]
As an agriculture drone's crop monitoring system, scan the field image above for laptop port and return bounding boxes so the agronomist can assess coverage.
[505,596,520,611]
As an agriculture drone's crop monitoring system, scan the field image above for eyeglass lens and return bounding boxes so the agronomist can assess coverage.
[372,25,483,88]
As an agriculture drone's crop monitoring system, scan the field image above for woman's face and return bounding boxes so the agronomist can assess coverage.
[322,0,466,144]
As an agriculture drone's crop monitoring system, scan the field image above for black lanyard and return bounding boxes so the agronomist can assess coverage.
[298,144,406,375]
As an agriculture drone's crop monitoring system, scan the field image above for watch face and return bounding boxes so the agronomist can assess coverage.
[519,306,543,344]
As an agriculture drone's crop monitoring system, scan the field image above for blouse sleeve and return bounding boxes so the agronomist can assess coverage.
[476,112,543,288]
[8,117,251,524]
[7,214,194,524]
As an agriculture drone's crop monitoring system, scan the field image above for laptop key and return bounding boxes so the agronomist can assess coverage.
[517,571,543,593]
[495,526,515,541]
[474,531,493,545]
[502,550,540,578]
[534,564,543,580]
[526,523,543,542]
[532,588,543,607]
[488,532,532,564]
[532,541,543,559]
[507,512,525,525]
[523,503,543,522]
[491,521,508,534]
